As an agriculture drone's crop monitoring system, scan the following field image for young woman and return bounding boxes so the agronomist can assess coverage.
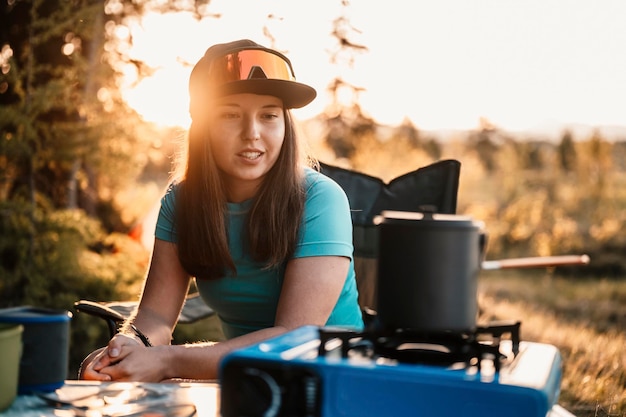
[80,39,363,381]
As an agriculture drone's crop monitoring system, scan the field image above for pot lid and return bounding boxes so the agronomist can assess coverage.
[374,210,484,229]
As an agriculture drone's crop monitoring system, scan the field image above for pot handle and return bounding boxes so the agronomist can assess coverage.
[482,254,590,270]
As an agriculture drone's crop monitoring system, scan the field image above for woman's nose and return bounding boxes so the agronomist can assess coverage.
[241,116,260,141]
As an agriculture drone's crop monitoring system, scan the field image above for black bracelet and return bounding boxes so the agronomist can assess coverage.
[130,324,152,347]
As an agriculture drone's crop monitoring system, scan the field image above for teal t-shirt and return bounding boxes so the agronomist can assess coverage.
[155,168,363,338]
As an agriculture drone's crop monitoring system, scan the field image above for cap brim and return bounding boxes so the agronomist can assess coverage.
[217,79,316,109]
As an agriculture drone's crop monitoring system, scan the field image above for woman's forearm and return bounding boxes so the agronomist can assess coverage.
[128,305,177,346]
[164,326,289,380]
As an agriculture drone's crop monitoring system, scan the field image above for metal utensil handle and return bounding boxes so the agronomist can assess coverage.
[481,254,590,270]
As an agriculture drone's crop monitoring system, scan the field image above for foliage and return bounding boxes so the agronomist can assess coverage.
[459,131,626,277]
[0,195,148,375]
[1,0,157,218]
[310,110,626,277]
[0,0,173,377]
[479,272,626,417]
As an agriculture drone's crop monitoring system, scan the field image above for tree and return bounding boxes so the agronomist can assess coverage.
[0,0,166,375]
[557,130,577,173]
[322,0,371,160]
[1,0,152,215]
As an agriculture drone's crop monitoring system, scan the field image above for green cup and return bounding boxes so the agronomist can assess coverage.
[0,323,23,411]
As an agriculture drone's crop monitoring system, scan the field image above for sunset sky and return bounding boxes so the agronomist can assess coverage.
[121,0,626,133]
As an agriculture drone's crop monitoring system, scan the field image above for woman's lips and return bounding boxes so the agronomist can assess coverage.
[238,151,263,160]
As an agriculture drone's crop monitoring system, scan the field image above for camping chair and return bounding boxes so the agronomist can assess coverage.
[319,159,460,310]
[74,159,460,336]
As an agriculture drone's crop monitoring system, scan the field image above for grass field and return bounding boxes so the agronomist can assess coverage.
[478,271,625,417]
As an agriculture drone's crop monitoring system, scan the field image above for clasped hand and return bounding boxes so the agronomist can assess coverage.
[81,333,166,382]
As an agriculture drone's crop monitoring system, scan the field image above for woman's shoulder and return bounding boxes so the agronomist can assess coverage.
[304,166,342,191]
[162,180,182,197]
[159,181,184,210]
[303,166,348,202]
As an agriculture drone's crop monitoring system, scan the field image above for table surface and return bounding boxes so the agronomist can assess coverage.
[0,380,220,417]
[0,380,578,417]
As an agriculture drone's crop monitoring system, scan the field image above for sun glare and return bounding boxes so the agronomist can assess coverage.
[118,2,339,127]
[118,1,626,133]
[123,65,191,127]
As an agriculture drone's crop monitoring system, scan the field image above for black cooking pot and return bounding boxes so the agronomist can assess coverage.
[375,210,485,333]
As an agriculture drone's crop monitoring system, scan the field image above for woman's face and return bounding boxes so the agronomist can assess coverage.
[207,93,286,202]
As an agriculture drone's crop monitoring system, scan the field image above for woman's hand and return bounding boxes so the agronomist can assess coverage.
[82,333,171,382]
[79,239,190,381]
[78,347,108,381]
[80,333,138,381]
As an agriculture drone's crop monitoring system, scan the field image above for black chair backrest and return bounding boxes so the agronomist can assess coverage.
[319,159,461,311]
[319,159,460,258]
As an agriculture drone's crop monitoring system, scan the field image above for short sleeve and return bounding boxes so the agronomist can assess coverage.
[154,183,178,243]
[293,169,354,260]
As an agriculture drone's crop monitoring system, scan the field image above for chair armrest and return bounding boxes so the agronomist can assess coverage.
[74,299,127,322]
[74,294,215,339]
[74,300,126,338]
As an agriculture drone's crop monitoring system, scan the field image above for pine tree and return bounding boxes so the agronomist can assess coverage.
[0,0,157,373]
[0,0,150,214]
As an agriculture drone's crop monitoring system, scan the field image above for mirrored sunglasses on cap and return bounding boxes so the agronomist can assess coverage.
[208,48,296,84]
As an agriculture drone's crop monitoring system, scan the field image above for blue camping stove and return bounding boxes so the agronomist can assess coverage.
[220,323,562,417]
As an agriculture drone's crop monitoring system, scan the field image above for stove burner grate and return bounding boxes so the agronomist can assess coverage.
[318,321,521,372]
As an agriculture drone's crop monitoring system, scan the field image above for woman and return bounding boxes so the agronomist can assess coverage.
[81,39,363,382]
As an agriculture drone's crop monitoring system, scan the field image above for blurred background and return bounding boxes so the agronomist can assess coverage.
[1,1,624,416]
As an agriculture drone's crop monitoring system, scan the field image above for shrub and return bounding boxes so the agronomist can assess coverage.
[0,199,148,376]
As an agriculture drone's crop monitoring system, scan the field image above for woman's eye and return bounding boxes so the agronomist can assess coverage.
[219,111,239,120]
[262,112,280,120]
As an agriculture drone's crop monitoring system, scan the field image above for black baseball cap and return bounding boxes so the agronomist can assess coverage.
[189,39,317,119]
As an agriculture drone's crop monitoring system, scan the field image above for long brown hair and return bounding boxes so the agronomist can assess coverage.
[174,110,306,280]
